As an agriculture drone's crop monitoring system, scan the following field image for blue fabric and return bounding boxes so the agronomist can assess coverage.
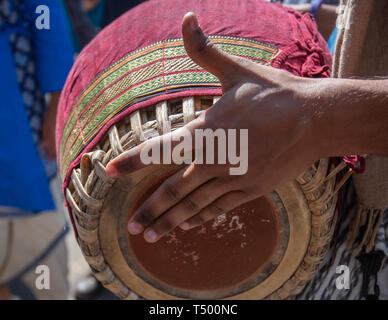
[0,35,54,213]
[24,0,75,94]
[309,0,324,19]
[327,26,338,54]
[0,0,74,214]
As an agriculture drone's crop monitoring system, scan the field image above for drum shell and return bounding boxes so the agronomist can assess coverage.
[65,97,340,300]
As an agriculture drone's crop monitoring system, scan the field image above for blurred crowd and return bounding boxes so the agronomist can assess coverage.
[0,0,338,300]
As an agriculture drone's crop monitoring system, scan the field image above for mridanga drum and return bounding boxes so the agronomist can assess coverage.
[66,98,347,299]
[57,0,347,299]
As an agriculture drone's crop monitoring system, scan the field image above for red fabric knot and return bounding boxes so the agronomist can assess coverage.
[343,155,366,174]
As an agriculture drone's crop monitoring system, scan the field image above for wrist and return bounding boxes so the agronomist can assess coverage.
[305,78,388,158]
[271,75,324,163]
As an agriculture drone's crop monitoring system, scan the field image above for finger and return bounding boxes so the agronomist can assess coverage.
[106,118,204,177]
[141,177,233,243]
[128,162,220,235]
[180,191,249,230]
[182,12,262,88]
[182,12,241,85]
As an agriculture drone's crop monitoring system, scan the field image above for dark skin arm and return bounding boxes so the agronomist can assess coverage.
[42,91,60,159]
[106,13,388,243]
[0,285,11,300]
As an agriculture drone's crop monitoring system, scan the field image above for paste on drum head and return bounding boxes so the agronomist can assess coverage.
[127,182,280,292]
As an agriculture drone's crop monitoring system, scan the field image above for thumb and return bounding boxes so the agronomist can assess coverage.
[182,12,246,89]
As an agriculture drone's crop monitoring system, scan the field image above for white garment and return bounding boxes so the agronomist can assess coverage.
[0,177,69,299]
[294,185,388,300]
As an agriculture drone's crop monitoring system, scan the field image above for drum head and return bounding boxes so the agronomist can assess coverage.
[98,164,311,299]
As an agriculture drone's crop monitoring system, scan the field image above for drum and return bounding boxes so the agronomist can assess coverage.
[57,0,345,299]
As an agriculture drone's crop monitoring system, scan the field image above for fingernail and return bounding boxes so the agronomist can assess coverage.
[105,164,119,178]
[128,221,143,235]
[189,13,199,31]
[144,229,157,242]
[180,222,190,230]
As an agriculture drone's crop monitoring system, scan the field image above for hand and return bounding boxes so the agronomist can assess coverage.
[106,12,321,243]
[42,91,60,159]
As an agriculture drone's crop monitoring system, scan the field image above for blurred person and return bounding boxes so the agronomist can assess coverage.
[0,0,74,299]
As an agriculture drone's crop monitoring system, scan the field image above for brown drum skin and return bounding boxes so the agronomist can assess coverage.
[128,174,280,293]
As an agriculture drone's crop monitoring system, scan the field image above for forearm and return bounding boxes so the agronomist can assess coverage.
[42,91,61,159]
[305,78,388,158]
[63,0,99,48]
[49,91,61,111]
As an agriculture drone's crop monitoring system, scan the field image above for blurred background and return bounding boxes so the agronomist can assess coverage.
[0,0,338,300]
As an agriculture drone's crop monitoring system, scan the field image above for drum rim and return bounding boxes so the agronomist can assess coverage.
[98,170,311,299]
[98,165,294,300]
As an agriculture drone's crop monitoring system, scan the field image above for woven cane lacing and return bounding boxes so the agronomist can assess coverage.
[65,96,351,300]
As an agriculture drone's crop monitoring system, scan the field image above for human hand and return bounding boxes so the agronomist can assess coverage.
[106,12,320,243]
